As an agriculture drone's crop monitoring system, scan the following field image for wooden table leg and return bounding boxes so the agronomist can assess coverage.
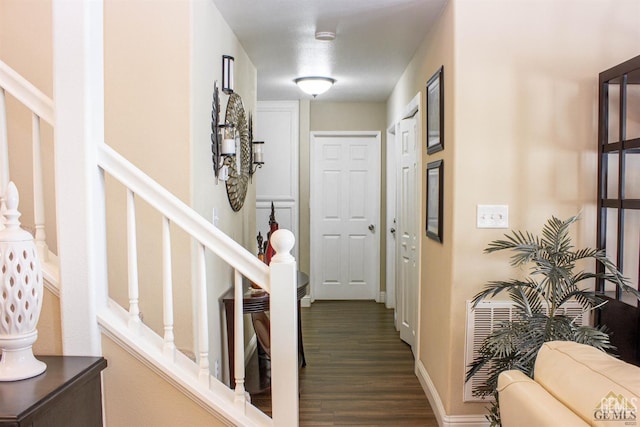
[298,300,306,367]
[224,302,235,387]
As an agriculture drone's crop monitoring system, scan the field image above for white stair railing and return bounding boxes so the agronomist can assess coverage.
[97,143,299,425]
[98,145,298,426]
[0,60,57,287]
[1,58,299,426]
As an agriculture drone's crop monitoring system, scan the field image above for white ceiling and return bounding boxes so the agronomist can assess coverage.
[211,0,448,102]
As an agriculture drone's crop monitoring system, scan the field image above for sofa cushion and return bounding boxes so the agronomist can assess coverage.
[535,341,640,426]
[498,369,589,426]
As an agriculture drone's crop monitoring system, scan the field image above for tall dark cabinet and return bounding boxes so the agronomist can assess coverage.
[596,54,640,365]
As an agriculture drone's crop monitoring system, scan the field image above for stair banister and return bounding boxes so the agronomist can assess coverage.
[161,215,176,358]
[0,61,55,126]
[234,268,247,409]
[0,60,55,247]
[196,242,210,385]
[3,10,300,422]
[31,113,48,260]
[269,229,299,426]
[0,88,8,197]
[99,143,300,424]
[126,189,141,328]
[0,59,56,280]
[97,143,270,288]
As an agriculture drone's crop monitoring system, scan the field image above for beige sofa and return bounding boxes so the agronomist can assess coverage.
[498,341,640,427]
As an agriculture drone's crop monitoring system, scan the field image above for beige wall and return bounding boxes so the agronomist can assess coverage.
[101,336,230,427]
[105,0,258,380]
[190,0,258,374]
[33,288,63,355]
[387,0,457,412]
[104,0,195,355]
[0,0,57,255]
[387,0,640,417]
[308,101,388,294]
[3,0,256,399]
[1,0,62,359]
[298,99,311,274]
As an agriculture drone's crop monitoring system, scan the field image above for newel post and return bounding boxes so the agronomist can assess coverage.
[269,229,299,426]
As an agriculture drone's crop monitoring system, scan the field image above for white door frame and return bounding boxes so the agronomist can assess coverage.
[309,130,381,301]
[385,123,397,311]
[394,93,422,358]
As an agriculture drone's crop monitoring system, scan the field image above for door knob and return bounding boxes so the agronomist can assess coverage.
[368,224,375,233]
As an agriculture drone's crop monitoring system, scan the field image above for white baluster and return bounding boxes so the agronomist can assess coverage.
[31,113,47,261]
[162,216,175,359]
[196,243,210,385]
[0,88,9,227]
[269,229,299,426]
[126,189,140,328]
[233,268,246,410]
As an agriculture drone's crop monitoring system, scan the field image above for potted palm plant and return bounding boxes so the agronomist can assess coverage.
[465,214,640,426]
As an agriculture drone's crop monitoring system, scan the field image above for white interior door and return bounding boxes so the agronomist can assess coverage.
[398,114,419,351]
[311,132,380,300]
[255,101,299,260]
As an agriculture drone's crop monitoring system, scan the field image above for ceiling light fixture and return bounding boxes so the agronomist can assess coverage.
[315,31,336,41]
[294,77,336,97]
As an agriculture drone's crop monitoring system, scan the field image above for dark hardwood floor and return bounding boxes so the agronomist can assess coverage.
[247,300,438,426]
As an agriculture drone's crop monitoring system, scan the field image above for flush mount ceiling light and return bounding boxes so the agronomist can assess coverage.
[294,76,336,97]
[315,31,336,41]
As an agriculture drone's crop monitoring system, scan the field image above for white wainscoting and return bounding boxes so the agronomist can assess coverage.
[255,101,299,261]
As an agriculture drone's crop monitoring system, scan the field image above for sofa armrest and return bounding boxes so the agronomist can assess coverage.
[498,370,589,427]
[535,341,640,426]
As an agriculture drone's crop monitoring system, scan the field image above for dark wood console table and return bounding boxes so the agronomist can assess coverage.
[0,356,107,426]
[221,271,308,393]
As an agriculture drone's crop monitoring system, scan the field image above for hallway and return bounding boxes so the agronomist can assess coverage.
[250,300,437,426]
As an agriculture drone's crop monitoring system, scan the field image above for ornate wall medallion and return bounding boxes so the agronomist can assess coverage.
[224,93,250,211]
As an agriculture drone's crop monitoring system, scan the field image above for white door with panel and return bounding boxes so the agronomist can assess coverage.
[255,101,299,260]
[311,132,380,300]
[398,114,419,351]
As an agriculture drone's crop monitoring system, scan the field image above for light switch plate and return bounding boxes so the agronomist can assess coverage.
[477,205,509,229]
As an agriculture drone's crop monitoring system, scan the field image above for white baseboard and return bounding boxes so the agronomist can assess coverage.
[301,295,311,308]
[376,291,386,304]
[415,360,489,427]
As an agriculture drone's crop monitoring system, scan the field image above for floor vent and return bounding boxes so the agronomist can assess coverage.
[463,300,589,402]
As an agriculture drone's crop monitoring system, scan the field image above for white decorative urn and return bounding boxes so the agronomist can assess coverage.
[0,182,46,381]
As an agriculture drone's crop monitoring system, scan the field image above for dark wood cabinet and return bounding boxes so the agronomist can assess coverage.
[0,356,107,427]
[596,54,640,365]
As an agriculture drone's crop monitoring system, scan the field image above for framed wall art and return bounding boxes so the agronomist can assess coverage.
[426,160,443,242]
[426,66,444,154]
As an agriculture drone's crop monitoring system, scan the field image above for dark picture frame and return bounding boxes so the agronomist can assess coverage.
[426,66,444,154]
[426,160,443,242]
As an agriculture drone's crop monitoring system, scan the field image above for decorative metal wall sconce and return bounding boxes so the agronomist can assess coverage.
[210,55,263,211]
[247,112,264,179]
[211,81,237,182]
[250,140,264,175]
[222,55,234,94]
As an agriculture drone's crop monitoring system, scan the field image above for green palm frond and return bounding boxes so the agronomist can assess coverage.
[556,287,601,310]
[467,214,638,425]
[471,280,535,308]
[573,325,613,351]
[485,230,542,267]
